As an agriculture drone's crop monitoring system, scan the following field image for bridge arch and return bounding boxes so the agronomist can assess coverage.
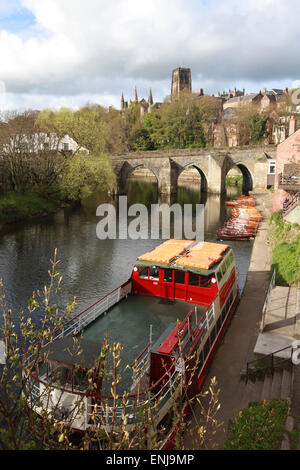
[117,161,159,194]
[176,163,208,193]
[222,156,254,195]
[233,162,253,193]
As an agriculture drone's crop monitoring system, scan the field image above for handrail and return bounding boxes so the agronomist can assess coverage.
[260,269,276,333]
[283,192,300,216]
[246,344,293,381]
[279,173,300,186]
[130,342,151,368]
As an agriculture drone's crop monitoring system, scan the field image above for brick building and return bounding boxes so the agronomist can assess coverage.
[272,117,300,216]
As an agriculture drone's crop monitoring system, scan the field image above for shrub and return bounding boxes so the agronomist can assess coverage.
[224,399,288,450]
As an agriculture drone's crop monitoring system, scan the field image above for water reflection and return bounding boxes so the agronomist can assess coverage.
[0,179,251,327]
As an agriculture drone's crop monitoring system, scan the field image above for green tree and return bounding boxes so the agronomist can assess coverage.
[248,113,269,143]
[60,151,116,200]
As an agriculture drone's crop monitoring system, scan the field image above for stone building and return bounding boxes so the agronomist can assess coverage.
[121,87,155,118]
[171,67,192,101]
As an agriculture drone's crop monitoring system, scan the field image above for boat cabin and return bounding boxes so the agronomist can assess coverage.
[131,239,236,309]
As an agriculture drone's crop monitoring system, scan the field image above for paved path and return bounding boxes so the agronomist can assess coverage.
[183,191,273,449]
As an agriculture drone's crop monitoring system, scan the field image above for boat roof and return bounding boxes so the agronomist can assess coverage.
[137,240,230,275]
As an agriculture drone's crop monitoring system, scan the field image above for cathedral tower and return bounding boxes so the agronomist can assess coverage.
[171,67,192,101]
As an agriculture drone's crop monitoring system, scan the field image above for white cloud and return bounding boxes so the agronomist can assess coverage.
[0,0,300,110]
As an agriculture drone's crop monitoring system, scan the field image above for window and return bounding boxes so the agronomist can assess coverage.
[149,266,159,280]
[221,262,227,277]
[188,272,199,286]
[175,270,185,284]
[139,267,149,279]
[200,275,211,288]
[216,270,222,282]
[268,160,276,175]
[164,269,173,283]
[63,142,69,151]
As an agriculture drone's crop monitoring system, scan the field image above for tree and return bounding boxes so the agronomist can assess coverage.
[0,110,66,193]
[60,151,116,200]
[248,113,269,144]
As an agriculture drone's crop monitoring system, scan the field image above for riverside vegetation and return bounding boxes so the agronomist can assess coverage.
[0,92,277,225]
[268,211,300,286]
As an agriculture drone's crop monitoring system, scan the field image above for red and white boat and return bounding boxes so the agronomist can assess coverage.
[28,239,239,449]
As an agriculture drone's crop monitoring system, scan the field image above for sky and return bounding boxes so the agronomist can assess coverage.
[0,0,300,111]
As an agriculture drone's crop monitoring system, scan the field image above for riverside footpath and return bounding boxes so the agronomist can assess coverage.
[184,190,275,450]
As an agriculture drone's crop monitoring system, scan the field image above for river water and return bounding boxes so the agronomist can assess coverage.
[0,180,253,326]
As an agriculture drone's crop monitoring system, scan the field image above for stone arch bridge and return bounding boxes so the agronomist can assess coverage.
[111,146,276,196]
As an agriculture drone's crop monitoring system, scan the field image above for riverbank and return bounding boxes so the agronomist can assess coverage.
[0,190,72,230]
[183,189,275,449]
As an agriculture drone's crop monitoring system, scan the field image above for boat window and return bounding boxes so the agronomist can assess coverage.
[164,269,173,283]
[139,266,149,279]
[188,272,199,286]
[200,275,211,288]
[149,266,159,280]
[221,262,227,277]
[174,270,185,284]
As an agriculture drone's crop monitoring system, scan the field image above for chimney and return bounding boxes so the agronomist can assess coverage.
[289,116,296,136]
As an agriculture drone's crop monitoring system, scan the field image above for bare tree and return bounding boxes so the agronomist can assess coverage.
[0,110,67,193]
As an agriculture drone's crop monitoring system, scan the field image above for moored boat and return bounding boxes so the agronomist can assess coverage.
[26,239,239,449]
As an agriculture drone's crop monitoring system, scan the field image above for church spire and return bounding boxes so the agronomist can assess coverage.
[134,86,138,103]
[148,88,153,106]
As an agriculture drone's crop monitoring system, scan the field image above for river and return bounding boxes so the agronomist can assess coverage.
[0,180,253,326]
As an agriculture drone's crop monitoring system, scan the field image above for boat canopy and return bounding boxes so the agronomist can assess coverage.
[137,239,230,273]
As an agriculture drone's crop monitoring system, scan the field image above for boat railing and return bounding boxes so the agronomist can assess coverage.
[86,367,182,425]
[45,280,132,345]
[130,342,151,390]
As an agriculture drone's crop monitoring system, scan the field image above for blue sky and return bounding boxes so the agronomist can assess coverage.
[0,2,35,34]
[0,0,299,111]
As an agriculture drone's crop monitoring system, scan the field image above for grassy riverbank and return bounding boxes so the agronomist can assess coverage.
[268,211,300,286]
[0,190,68,225]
